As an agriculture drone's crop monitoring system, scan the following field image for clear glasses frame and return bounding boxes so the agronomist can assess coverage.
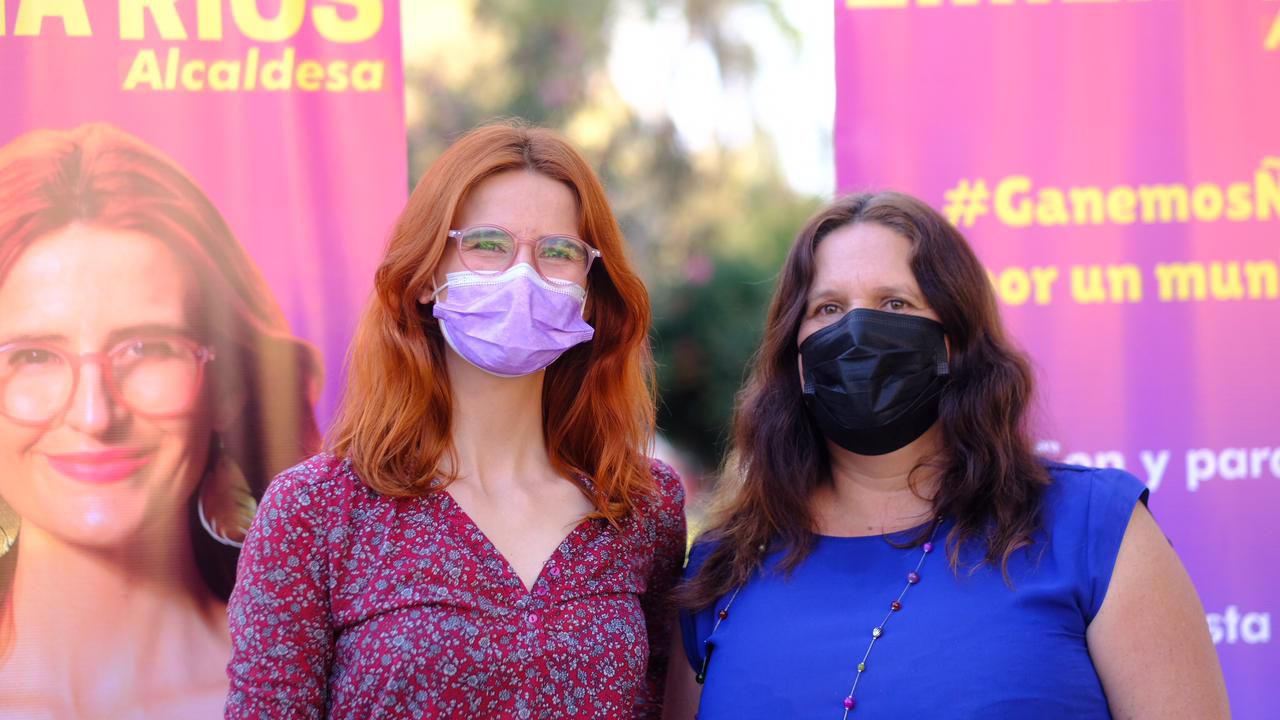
[447,224,602,282]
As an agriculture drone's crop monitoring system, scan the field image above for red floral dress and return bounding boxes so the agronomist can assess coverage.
[225,454,686,719]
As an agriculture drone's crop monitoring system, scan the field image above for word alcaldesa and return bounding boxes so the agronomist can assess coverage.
[123,47,384,93]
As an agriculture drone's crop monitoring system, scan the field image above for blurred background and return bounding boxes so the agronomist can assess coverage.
[2,1,1269,714]
[402,0,833,500]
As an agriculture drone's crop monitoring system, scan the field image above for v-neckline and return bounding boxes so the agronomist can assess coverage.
[440,491,596,594]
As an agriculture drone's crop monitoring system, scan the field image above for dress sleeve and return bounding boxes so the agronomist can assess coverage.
[633,459,688,719]
[1083,466,1150,622]
[224,460,338,720]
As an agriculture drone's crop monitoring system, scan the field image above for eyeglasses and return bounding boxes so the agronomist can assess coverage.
[447,225,602,283]
[0,335,215,426]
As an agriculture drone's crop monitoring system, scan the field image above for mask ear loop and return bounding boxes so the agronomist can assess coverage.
[428,277,449,304]
[417,275,449,306]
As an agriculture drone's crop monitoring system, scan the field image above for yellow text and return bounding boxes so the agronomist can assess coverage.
[1,0,92,36]
[118,0,382,42]
[991,159,1280,228]
[0,0,388,42]
[122,46,385,92]
[1154,261,1279,302]
[987,265,1059,306]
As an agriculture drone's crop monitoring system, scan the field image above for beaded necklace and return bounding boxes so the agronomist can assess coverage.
[695,518,944,718]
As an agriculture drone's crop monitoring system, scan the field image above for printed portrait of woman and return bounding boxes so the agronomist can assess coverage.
[0,123,322,718]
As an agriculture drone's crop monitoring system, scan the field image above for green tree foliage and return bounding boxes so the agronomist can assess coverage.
[651,184,819,471]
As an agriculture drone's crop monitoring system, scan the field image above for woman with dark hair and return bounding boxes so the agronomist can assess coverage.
[665,192,1228,719]
[225,122,685,718]
[0,123,321,716]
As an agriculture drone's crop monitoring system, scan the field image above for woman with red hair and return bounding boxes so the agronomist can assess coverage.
[0,123,321,716]
[225,121,686,718]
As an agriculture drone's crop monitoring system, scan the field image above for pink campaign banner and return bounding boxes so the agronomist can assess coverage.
[0,1,405,715]
[0,0,405,423]
[835,0,1277,716]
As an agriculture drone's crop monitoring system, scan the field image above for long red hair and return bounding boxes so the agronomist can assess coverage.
[0,123,322,601]
[328,121,656,521]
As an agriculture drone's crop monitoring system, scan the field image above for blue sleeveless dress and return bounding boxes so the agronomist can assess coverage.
[680,463,1148,719]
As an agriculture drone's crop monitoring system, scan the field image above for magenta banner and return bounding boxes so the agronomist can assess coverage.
[0,0,405,423]
[835,0,1277,715]
[0,1,405,714]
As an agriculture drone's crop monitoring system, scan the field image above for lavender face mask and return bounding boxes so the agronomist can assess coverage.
[431,263,595,377]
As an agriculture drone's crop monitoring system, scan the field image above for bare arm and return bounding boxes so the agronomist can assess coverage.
[1086,504,1230,719]
[661,622,701,720]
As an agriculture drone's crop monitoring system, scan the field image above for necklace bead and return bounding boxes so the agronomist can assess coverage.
[700,519,944,719]
[838,519,942,719]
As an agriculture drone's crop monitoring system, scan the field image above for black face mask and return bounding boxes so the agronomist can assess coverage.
[799,308,950,456]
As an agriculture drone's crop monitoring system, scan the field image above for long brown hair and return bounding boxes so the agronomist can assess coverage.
[0,123,322,602]
[328,121,656,521]
[679,191,1049,609]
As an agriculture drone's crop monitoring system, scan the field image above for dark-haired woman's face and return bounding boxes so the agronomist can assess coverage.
[797,222,939,346]
[0,224,212,549]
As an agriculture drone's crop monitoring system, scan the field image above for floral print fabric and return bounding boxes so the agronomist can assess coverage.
[225,454,685,719]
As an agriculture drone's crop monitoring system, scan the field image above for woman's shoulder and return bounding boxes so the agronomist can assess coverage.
[684,537,715,572]
[1038,462,1153,622]
[630,456,684,526]
[1040,460,1150,516]
[614,457,686,554]
[270,452,360,491]
[259,452,369,519]
[647,457,685,504]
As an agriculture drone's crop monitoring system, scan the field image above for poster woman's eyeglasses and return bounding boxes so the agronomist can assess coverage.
[0,335,215,426]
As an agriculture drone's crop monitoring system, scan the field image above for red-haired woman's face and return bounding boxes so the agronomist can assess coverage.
[0,224,212,549]
[428,169,585,298]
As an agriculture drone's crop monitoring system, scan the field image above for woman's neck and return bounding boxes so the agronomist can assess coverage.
[443,350,555,493]
[812,424,944,537]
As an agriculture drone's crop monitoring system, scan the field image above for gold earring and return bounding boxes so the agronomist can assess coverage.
[0,499,19,557]
[197,438,257,548]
